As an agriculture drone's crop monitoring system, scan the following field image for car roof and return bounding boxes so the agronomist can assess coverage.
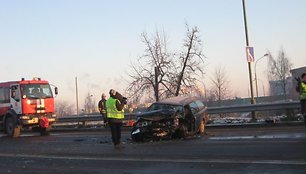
[155,96,198,106]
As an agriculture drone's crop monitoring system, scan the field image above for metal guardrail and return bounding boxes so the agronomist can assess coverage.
[56,113,137,126]
[207,101,300,114]
[56,101,301,124]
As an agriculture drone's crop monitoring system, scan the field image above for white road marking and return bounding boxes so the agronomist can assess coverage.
[0,153,305,165]
[209,133,306,140]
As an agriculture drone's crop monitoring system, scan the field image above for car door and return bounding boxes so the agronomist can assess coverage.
[10,84,22,115]
[188,101,199,132]
[190,100,207,132]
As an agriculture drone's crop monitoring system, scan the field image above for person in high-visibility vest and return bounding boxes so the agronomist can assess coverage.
[297,73,306,127]
[105,89,126,147]
[98,93,107,125]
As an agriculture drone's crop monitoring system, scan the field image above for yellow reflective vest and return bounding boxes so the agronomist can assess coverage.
[300,82,306,100]
[106,97,124,119]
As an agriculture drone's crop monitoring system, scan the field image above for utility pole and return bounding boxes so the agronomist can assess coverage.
[75,77,79,116]
[75,77,79,127]
[254,53,269,98]
[242,0,256,121]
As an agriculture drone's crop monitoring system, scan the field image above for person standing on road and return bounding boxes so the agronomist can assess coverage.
[105,89,126,147]
[98,93,107,125]
[184,105,195,132]
[296,73,306,127]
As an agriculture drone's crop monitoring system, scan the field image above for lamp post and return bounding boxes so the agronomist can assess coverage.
[254,53,269,98]
[256,78,266,97]
[200,81,207,101]
[75,77,79,116]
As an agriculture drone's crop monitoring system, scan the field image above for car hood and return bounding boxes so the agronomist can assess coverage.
[136,109,176,121]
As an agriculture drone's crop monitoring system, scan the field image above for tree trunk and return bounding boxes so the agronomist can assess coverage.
[154,67,159,101]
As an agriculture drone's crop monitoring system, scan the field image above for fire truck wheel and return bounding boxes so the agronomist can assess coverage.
[39,127,50,136]
[5,117,20,137]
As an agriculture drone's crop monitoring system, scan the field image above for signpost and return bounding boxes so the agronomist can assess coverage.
[242,0,256,121]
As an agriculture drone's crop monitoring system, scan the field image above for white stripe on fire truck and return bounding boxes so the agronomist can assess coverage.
[41,99,45,113]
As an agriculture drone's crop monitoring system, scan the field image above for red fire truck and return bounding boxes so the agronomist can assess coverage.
[0,77,58,137]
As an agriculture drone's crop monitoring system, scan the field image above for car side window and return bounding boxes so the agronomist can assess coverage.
[195,100,205,110]
[189,102,199,114]
[147,104,159,111]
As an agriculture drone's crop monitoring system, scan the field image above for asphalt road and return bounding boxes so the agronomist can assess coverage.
[0,126,306,174]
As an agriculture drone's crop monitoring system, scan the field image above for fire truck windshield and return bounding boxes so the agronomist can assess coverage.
[21,84,53,99]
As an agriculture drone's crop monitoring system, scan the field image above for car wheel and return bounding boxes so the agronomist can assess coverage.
[177,124,188,139]
[5,117,20,137]
[131,134,143,142]
[131,128,143,142]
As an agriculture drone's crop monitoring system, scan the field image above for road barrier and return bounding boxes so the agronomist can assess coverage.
[55,101,301,127]
[207,101,300,114]
[56,113,136,127]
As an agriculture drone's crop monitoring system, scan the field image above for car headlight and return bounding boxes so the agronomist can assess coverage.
[137,121,151,127]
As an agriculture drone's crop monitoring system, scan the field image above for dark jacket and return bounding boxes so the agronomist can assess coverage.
[98,99,106,114]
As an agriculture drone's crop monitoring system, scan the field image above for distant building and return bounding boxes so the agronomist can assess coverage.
[290,66,306,100]
[269,77,292,99]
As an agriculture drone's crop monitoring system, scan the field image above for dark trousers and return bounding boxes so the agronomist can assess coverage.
[109,120,123,145]
[301,99,306,126]
[101,113,107,123]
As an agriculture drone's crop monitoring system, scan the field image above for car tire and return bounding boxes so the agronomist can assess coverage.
[131,128,143,142]
[131,134,143,142]
[177,124,188,139]
[5,117,20,137]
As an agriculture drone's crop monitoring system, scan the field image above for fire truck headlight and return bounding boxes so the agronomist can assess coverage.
[27,100,31,105]
[20,116,30,120]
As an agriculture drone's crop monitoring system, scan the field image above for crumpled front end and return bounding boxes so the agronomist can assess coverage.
[131,116,180,142]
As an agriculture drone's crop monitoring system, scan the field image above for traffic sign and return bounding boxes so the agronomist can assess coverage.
[246,46,255,62]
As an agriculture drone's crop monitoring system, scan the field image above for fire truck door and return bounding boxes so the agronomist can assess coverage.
[10,85,22,114]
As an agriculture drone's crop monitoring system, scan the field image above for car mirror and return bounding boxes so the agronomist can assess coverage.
[55,87,58,95]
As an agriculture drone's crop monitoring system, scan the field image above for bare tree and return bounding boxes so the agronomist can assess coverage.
[267,49,293,99]
[210,65,230,105]
[206,89,217,102]
[127,25,205,102]
[55,100,75,116]
[174,25,205,96]
[127,30,174,101]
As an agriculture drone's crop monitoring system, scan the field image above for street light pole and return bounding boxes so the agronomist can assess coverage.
[254,53,269,98]
[75,77,79,116]
[75,77,79,127]
[255,78,266,97]
[242,0,256,121]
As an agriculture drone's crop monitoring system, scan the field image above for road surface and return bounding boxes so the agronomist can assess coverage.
[0,125,306,174]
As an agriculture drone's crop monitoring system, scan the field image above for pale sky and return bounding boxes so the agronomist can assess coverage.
[1,0,306,107]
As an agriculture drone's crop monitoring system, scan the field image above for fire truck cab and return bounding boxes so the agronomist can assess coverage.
[0,77,58,137]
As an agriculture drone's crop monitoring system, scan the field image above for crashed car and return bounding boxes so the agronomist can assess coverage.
[131,96,208,142]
